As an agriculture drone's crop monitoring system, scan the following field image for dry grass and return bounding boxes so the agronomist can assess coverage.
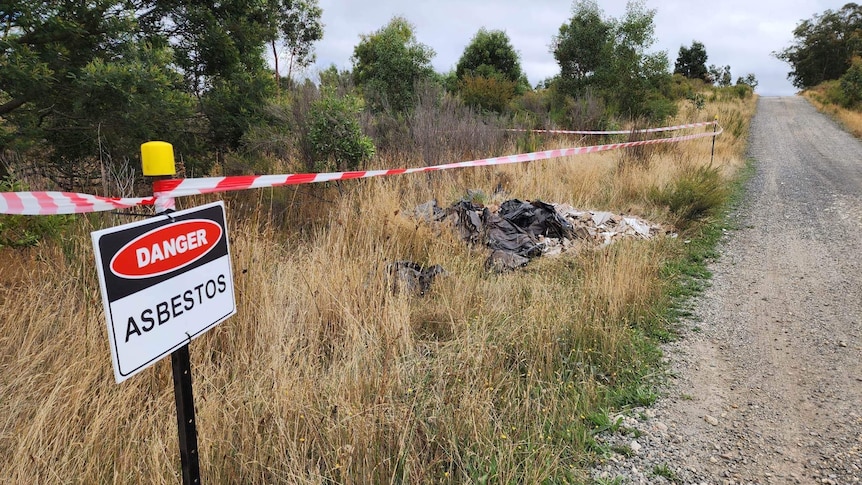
[0,96,754,483]
[803,88,862,138]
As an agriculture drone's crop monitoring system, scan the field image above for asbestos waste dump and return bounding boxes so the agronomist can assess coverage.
[414,198,673,272]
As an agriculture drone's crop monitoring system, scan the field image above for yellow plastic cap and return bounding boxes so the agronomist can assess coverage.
[141,141,176,176]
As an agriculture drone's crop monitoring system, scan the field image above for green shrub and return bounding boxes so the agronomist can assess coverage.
[643,92,679,123]
[306,90,375,173]
[712,84,752,101]
[516,132,539,154]
[686,92,706,111]
[550,91,608,130]
[511,90,552,128]
[650,164,727,227]
[821,80,847,105]
[0,179,73,248]
[459,75,516,113]
[839,57,862,108]
[733,83,753,99]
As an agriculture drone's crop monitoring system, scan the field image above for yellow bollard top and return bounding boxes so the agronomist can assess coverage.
[141,141,176,176]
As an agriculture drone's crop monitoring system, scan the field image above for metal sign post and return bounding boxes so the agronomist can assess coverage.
[172,344,201,484]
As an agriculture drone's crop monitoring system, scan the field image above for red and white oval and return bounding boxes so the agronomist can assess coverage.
[110,219,222,279]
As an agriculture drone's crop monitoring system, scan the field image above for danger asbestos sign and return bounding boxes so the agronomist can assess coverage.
[92,202,236,383]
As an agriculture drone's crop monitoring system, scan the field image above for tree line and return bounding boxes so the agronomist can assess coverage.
[1,0,755,190]
[776,2,862,108]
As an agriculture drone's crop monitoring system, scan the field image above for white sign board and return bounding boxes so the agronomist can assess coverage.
[92,201,236,383]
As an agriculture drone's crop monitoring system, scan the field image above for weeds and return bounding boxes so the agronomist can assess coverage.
[586,410,623,434]
[610,444,634,457]
[652,463,677,480]
[649,163,727,227]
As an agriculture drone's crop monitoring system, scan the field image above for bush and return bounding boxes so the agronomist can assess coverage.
[643,92,679,122]
[550,90,608,130]
[839,57,862,108]
[0,179,72,248]
[306,90,375,172]
[511,89,553,129]
[650,164,727,227]
[686,92,706,111]
[712,84,753,102]
[459,75,516,113]
[241,81,320,171]
[362,81,505,166]
[669,74,709,100]
[821,80,847,105]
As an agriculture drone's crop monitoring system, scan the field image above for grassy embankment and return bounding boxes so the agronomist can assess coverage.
[803,83,862,137]
[0,94,755,483]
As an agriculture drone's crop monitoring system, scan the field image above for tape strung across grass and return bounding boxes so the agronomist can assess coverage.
[0,123,722,215]
[504,120,718,135]
[0,191,156,215]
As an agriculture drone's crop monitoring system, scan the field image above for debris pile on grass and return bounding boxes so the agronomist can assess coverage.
[385,260,447,296]
[414,198,673,272]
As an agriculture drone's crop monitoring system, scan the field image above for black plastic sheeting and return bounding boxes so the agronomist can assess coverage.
[448,198,577,272]
[386,261,447,296]
[401,198,662,290]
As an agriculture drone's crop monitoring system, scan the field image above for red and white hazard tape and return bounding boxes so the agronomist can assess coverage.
[152,127,722,199]
[506,120,718,136]
[0,125,722,215]
[0,191,155,216]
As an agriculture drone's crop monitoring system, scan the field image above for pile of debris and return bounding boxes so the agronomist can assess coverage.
[413,197,672,273]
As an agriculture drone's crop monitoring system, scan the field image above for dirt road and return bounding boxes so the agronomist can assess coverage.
[592,96,862,484]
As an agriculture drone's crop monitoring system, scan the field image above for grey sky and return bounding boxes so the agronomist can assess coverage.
[302,0,849,96]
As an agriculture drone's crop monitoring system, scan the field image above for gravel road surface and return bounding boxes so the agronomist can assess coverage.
[591,96,862,484]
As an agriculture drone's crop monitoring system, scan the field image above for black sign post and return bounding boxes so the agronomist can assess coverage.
[172,344,201,484]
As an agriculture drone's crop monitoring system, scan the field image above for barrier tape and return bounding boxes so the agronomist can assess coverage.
[0,191,156,216]
[152,127,722,199]
[506,120,718,136]
[0,125,722,216]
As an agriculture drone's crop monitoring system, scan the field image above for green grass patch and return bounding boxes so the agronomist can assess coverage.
[649,164,728,229]
[652,463,677,480]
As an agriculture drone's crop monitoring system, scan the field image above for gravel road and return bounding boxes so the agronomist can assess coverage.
[591,96,862,484]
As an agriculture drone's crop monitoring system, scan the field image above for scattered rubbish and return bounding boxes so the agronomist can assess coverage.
[386,261,447,296]
[410,195,673,273]
[450,199,559,271]
[553,204,666,243]
[412,200,446,223]
[485,249,530,273]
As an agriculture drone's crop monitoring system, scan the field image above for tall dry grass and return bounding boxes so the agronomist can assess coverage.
[0,96,754,483]
[803,87,862,138]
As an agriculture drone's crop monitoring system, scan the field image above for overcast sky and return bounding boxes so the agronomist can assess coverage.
[304,0,849,96]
